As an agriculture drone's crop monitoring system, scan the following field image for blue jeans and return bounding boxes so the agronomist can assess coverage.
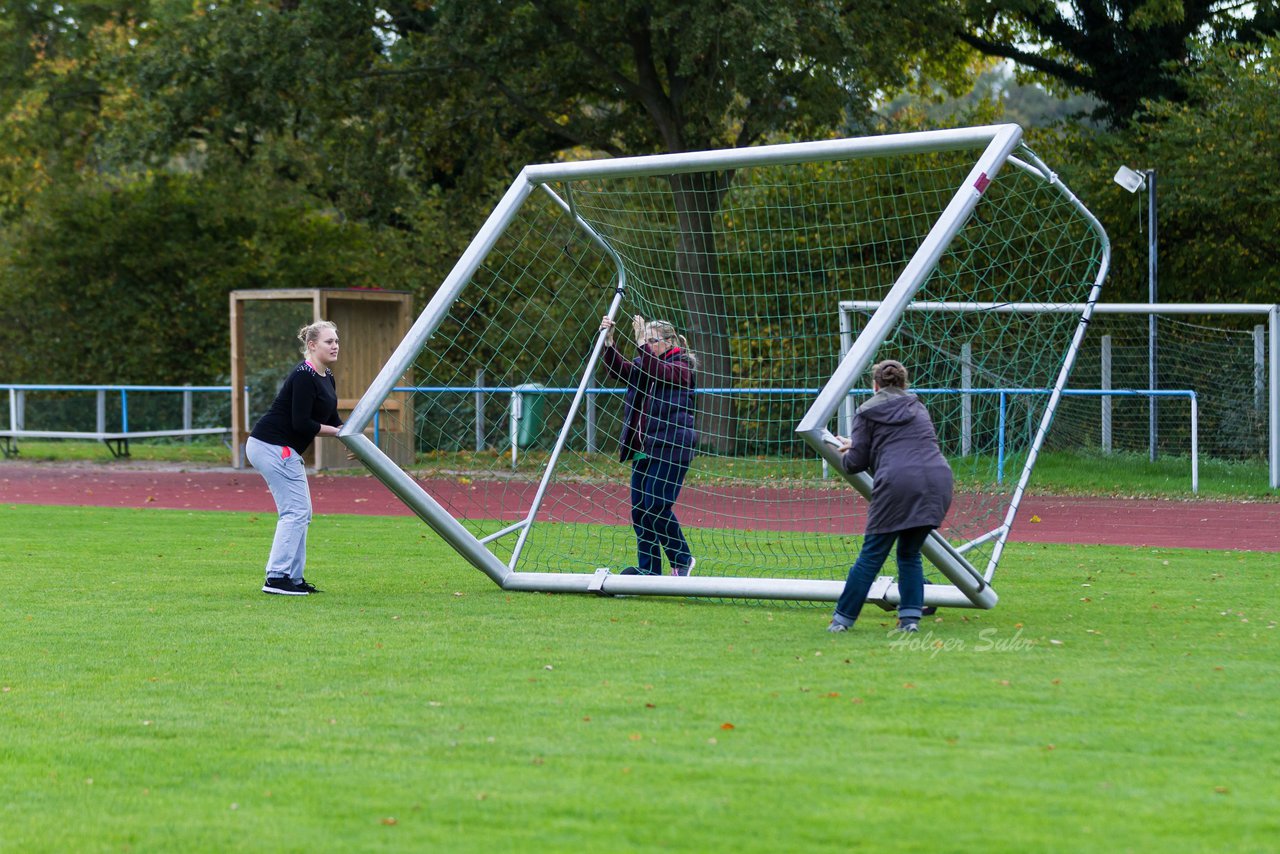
[246,437,312,581]
[630,455,692,574]
[832,526,932,626]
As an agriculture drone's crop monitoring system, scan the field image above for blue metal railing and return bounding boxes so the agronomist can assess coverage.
[1,384,234,457]
[379,384,1200,491]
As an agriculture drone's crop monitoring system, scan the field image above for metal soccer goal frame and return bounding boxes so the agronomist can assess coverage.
[338,124,1110,609]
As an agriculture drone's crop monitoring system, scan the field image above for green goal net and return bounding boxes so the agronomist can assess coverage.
[344,126,1109,607]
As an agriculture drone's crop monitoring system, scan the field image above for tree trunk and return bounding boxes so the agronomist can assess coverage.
[670,170,736,453]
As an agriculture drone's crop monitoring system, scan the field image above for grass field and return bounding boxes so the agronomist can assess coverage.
[1,503,1277,852]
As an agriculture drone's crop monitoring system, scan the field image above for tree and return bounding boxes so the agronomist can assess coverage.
[1129,36,1279,302]
[386,0,966,450]
[0,169,425,384]
[958,0,1280,127]
[0,1,154,216]
[1011,33,1277,310]
[0,2,461,384]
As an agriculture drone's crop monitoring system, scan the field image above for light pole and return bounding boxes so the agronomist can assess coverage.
[1114,165,1158,461]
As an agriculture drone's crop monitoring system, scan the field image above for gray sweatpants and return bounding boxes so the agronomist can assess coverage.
[246,436,312,581]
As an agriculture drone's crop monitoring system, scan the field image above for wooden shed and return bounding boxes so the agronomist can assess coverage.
[229,288,415,470]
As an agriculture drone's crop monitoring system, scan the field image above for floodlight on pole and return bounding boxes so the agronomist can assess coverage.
[1112,165,1146,194]
[1114,164,1159,461]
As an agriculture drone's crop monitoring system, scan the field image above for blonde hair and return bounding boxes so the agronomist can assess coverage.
[298,320,338,357]
[648,320,698,370]
[873,359,908,389]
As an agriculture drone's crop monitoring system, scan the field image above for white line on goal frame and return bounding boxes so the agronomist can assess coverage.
[338,124,1112,607]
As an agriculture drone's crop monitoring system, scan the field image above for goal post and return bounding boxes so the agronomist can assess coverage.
[339,124,1111,607]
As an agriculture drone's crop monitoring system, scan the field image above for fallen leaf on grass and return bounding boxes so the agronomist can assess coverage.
[720,722,735,730]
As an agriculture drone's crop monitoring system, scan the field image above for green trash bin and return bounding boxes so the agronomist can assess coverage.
[513,383,546,448]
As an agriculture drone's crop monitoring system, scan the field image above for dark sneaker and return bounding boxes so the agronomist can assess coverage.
[619,566,659,576]
[826,621,848,633]
[296,578,323,593]
[262,576,309,596]
[672,556,696,577]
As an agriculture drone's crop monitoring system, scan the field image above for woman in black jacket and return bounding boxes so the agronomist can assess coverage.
[827,359,953,633]
[600,314,698,577]
[245,321,344,596]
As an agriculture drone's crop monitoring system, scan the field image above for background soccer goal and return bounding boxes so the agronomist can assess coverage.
[340,124,1109,607]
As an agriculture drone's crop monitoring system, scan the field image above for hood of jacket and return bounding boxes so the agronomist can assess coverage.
[856,387,920,426]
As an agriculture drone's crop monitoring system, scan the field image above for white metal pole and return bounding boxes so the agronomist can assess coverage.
[1190,392,1199,494]
[1254,325,1265,412]
[1147,170,1158,462]
[509,391,520,470]
[183,384,193,443]
[1101,335,1112,454]
[1270,305,1279,490]
[961,342,973,456]
[474,368,486,452]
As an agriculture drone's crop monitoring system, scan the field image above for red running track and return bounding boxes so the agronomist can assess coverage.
[2,462,1277,551]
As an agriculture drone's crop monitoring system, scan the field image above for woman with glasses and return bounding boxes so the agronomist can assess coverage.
[599,314,698,577]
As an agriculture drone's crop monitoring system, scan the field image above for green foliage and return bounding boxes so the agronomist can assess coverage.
[0,171,422,383]
[1130,37,1280,300]
[402,0,967,155]
[959,0,1280,126]
[1018,35,1279,306]
[0,0,1275,391]
[0,1,152,214]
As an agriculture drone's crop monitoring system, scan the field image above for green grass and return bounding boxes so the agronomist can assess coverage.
[1,504,1277,852]
[1,437,230,465]
[1021,448,1277,500]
